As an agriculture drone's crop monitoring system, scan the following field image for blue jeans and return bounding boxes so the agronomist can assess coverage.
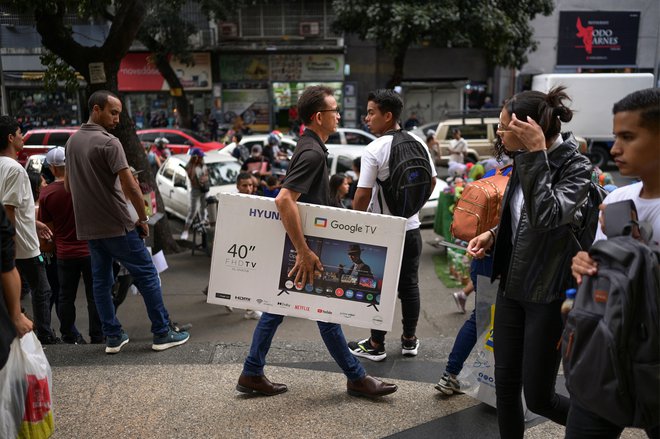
[445,255,493,376]
[243,312,366,381]
[88,230,170,338]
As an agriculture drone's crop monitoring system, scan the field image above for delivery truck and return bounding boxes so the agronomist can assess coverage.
[531,73,654,168]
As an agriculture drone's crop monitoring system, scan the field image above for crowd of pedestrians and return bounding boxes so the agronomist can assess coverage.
[0,84,657,438]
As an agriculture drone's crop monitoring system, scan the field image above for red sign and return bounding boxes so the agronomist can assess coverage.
[119,52,212,91]
[118,53,166,91]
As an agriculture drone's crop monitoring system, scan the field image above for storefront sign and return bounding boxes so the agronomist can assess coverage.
[269,54,344,81]
[219,55,269,81]
[557,11,640,66]
[118,52,212,91]
[207,194,406,331]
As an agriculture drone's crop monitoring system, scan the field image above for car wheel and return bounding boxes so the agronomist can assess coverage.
[587,146,610,169]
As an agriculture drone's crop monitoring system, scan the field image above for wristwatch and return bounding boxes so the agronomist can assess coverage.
[139,216,150,224]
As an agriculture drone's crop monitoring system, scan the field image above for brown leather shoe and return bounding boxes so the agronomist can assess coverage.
[347,375,397,398]
[236,374,288,396]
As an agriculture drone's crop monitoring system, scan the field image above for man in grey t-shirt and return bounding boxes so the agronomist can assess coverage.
[65,90,189,354]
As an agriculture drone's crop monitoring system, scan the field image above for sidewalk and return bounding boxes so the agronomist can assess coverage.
[39,227,646,438]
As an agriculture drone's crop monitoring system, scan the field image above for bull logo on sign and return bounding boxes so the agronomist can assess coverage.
[576,17,594,54]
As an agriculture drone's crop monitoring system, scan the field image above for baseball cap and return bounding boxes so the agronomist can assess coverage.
[46,147,66,166]
[190,147,205,157]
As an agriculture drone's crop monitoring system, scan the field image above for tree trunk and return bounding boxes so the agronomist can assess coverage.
[152,54,191,130]
[34,0,180,254]
[386,49,406,89]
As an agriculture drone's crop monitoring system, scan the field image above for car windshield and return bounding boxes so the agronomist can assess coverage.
[179,129,212,143]
[207,161,241,186]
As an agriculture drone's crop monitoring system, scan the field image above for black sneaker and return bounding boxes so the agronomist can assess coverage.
[401,336,419,356]
[348,338,387,362]
[62,334,88,345]
[39,334,62,345]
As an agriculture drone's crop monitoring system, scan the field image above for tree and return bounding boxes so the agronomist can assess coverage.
[332,0,554,88]
[136,2,198,129]
[8,0,180,253]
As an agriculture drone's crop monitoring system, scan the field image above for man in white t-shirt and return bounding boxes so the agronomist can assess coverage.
[448,128,468,164]
[568,88,660,438]
[0,116,58,344]
[348,89,437,361]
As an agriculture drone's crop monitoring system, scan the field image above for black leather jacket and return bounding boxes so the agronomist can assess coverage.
[491,135,592,303]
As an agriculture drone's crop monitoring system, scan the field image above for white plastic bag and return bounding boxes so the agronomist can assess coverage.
[0,338,28,439]
[18,332,54,439]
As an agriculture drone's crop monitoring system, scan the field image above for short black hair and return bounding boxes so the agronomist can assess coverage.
[367,89,403,121]
[298,85,334,124]
[237,172,253,183]
[233,132,243,143]
[88,90,119,114]
[0,115,20,152]
[612,88,660,133]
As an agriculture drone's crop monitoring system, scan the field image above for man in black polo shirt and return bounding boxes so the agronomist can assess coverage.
[236,85,397,399]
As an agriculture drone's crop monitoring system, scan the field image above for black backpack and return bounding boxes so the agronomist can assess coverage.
[561,200,660,428]
[376,130,433,218]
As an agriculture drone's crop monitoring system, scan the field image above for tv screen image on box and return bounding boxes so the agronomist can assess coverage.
[278,234,387,308]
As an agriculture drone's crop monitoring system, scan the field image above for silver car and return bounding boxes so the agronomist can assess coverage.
[156,151,242,221]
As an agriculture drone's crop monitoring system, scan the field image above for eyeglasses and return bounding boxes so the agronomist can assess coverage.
[318,107,341,114]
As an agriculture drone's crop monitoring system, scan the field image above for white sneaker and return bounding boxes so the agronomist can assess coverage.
[180,230,189,240]
[244,310,262,320]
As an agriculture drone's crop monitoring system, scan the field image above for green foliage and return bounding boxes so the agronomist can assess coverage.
[39,50,79,93]
[331,0,554,69]
[139,1,198,65]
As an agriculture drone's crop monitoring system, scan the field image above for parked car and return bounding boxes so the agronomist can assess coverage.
[326,128,376,147]
[20,127,78,165]
[431,110,589,166]
[432,111,500,165]
[155,151,241,221]
[219,134,298,158]
[137,128,224,155]
[409,122,438,141]
[326,145,447,225]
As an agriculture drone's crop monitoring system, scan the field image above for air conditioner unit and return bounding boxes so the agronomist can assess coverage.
[299,22,320,36]
[219,22,238,38]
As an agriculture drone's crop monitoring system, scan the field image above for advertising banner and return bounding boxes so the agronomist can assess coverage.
[118,52,212,91]
[556,11,640,67]
[207,194,407,331]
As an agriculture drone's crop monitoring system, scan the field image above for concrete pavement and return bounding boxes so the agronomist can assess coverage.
[36,227,647,438]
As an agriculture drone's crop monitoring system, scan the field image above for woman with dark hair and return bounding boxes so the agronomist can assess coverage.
[467,87,592,438]
[329,173,350,208]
